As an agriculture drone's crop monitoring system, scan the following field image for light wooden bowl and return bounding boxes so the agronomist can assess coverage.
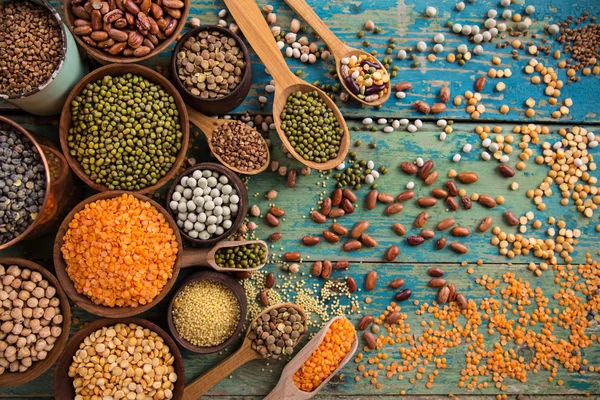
[53,318,185,400]
[0,258,72,388]
[167,270,247,354]
[53,191,184,318]
[59,64,190,194]
[165,162,248,247]
[62,0,190,64]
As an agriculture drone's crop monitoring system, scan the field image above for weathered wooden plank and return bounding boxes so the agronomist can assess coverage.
[3,0,600,123]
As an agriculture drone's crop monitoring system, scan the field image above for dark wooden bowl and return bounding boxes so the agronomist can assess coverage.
[0,258,72,388]
[167,270,247,354]
[58,64,190,194]
[169,25,252,115]
[53,318,185,400]
[165,162,248,247]
[53,191,184,318]
[63,0,189,65]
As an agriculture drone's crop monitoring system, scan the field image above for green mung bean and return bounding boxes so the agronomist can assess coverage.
[215,243,267,269]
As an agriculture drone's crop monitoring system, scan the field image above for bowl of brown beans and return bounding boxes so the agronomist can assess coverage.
[63,0,189,64]
[0,258,71,388]
[169,25,252,115]
[53,318,184,400]
[167,270,247,354]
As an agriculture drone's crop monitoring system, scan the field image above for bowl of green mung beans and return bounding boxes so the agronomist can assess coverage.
[59,64,190,193]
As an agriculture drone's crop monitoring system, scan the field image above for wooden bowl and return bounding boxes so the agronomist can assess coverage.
[165,162,248,247]
[0,258,72,388]
[170,25,252,115]
[53,191,184,318]
[63,0,189,64]
[59,64,190,194]
[167,270,247,354]
[53,317,185,400]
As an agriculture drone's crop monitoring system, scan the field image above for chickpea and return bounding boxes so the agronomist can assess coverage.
[10,308,22,320]
[31,287,44,299]
[22,281,35,292]
[30,272,42,283]
[37,350,47,360]
[49,298,60,308]
[17,346,30,358]
[43,307,55,321]
[15,337,26,349]
[17,290,30,301]
[32,308,44,319]
[0,342,6,352]
[6,266,20,277]
[45,286,56,298]
[2,276,14,286]
[37,298,49,308]
[11,323,23,336]
[0,292,8,301]
[39,327,51,339]
[4,346,16,358]
[38,280,48,290]
[10,278,22,290]
[20,269,31,280]
[12,298,24,309]
[35,340,47,352]
[26,297,38,308]
[52,314,63,325]
[1,321,13,334]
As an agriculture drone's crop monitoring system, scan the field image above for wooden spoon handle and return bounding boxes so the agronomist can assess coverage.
[182,344,258,400]
[283,0,349,58]
[186,106,217,139]
[179,247,211,268]
[223,0,297,87]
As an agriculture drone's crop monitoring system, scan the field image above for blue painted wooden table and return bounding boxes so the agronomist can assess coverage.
[1,0,600,398]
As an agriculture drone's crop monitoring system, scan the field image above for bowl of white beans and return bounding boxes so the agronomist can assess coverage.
[166,162,248,246]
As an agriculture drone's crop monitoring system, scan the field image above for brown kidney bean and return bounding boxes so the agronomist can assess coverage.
[341,198,355,214]
[445,180,459,196]
[133,45,152,57]
[311,211,327,223]
[331,222,348,236]
[323,230,340,243]
[479,216,493,232]
[400,162,418,174]
[343,240,362,251]
[351,221,370,238]
[363,331,377,349]
[265,273,275,289]
[358,314,373,330]
[266,213,280,227]
[392,223,406,236]
[329,208,345,218]
[332,188,343,206]
[365,270,378,290]
[91,30,109,41]
[360,234,378,247]
[417,197,438,207]
[322,260,333,279]
[428,278,447,287]
[478,194,496,208]
[498,164,515,177]
[437,286,450,304]
[451,226,471,236]
[259,291,269,306]
[366,190,378,210]
[74,25,93,35]
[98,38,115,48]
[407,235,425,246]
[284,252,301,261]
[421,229,435,239]
[448,283,457,301]
[419,160,434,179]
[504,211,519,226]
[346,277,357,293]
[432,188,448,198]
[287,169,297,188]
[457,293,468,309]
[342,188,357,203]
[386,312,402,324]
[151,3,163,19]
[395,289,412,301]
[450,242,468,254]
[414,211,429,228]
[424,170,439,186]
[321,198,332,216]
[428,267,444,277]
[268,232,282,242]
[385,246,400,261]
[436,218,456,231]
[436,236,446,250]
[127,30,143,48]
[461,196,472,210]
[335,260,349,270]
[457,172,479,184]
[377,192,394,204]
[270,206,285,217]
[397,190,416,202]
[389,278,405,289]
[385,203,404,215]
[72,5,91,19]
[445,196,459,211]
[302,236,320,246]
[312,261,323,277]
[235,271,252,279]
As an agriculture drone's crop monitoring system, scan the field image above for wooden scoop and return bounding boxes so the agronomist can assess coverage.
[283,0,391,106]
[264,315,358,399]
[186,105,270,175]
[182,302,307,400]
[179,239,269,272]
[223,0,349,171]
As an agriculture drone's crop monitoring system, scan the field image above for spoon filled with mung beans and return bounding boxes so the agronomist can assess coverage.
[283,0,391,106]
[186,105,270,175]
[178,239,269,272]
[182,303,307,400]
[223,0,350,171]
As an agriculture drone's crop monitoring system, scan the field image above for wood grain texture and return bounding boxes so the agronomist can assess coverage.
[3,0,599,123]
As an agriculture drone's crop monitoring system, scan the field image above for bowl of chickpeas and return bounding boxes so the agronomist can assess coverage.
[0,258,71,388]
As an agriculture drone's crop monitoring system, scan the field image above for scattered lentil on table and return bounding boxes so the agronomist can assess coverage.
[67,73,184,191]
[0,1,63,97]
[176,30,247,98]
[211,121,269,172]
[0,123,46,246]
[61,194,178,307]
[172,279,240,347]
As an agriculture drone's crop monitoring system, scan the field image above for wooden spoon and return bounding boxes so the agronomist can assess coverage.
[179,239,269,272]
[223,0,350,171]
[186,105,270,175]
[283,0,391,106]
[264,315,358,399]
[182,303,307,400]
